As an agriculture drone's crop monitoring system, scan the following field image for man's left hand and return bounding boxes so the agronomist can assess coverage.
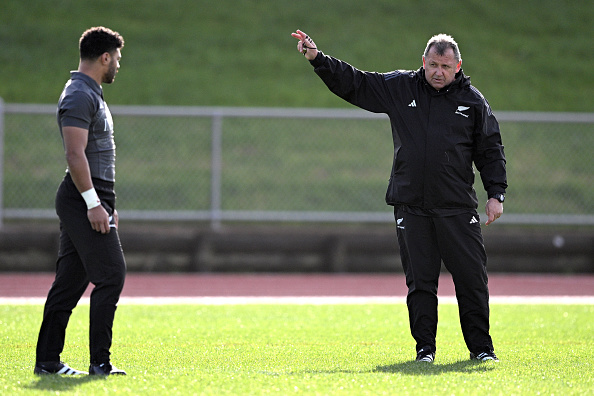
[485,198,503,226]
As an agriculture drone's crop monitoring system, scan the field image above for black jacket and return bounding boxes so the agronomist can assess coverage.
[311,52,507,214]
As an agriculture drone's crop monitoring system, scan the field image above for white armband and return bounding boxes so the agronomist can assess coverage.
[81,188,101,209]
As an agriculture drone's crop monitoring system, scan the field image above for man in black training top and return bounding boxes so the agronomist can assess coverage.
[35,26,127,376]
[292,29,507,363]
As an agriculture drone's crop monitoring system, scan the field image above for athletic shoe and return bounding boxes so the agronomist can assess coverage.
[415,347,435,362]
[89,362,127,375]
[34,361,88,375]
[470,351,499,362]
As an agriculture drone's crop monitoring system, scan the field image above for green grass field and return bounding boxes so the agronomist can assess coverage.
[0,0,592,111]
[1,303,592,395]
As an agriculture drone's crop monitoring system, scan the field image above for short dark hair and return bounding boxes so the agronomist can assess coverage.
[79,26,124,60]
[423,34,461,62]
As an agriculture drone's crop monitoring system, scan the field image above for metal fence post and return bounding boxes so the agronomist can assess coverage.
[210,110,223,230]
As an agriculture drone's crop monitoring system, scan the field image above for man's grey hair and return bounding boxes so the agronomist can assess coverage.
[423,34,461,62]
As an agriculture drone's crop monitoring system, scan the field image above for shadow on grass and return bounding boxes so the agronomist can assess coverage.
[26,375,107,392]
[269,360,497,377]
[375,359,497,376]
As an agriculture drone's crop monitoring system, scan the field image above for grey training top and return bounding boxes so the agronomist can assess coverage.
[57,71,116,182]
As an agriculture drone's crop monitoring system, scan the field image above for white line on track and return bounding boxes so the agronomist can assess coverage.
[1,296,593,305]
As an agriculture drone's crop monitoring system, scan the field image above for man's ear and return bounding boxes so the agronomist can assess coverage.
[422,56,426,69]
[101,52,110,65]
[456,60,462,73]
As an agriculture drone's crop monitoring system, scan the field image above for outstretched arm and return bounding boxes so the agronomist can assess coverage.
[291,29,319,60]
[290,29,390,114]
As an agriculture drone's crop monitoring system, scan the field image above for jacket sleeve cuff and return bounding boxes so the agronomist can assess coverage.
[309,51,325,68]
[487,190,506,199]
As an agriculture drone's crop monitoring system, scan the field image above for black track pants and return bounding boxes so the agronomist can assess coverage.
[395,207,494,355]
[36,174,126,364]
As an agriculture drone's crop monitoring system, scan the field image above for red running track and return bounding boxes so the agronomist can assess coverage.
[1,273,593,298]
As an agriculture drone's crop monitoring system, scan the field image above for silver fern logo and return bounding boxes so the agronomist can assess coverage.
[455,106,470,118]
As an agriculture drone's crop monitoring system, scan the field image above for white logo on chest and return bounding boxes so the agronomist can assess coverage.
[455,106,470,118]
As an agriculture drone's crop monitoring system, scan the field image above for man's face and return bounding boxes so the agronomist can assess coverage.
[103,49,121,84]
[422,46,461,91]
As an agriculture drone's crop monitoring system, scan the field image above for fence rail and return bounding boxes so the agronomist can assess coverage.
[1,101,593,228]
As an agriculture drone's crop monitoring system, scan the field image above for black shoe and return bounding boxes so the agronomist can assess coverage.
[89,362,127,375]
[470,351,499,362]
[34,361,88,375]
[415,347,435,362]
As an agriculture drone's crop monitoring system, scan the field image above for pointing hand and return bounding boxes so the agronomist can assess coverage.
[291,29,318,60]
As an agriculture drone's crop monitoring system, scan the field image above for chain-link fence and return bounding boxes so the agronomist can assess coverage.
[1,101,593,227]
